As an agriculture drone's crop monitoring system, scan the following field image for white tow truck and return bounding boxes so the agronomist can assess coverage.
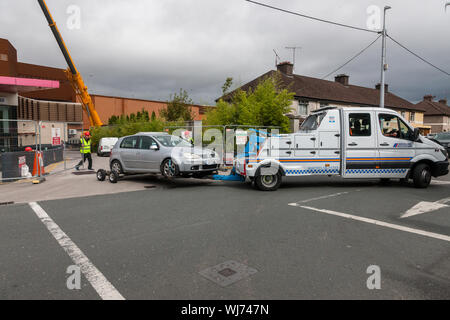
[235,107,449,191]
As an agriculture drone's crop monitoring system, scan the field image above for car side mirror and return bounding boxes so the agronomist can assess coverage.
[150,145,159,151]
[412,128,420,141]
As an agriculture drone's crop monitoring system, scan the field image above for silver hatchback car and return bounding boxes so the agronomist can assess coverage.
[109,132,220,178]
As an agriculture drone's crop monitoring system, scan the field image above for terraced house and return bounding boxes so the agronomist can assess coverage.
[226,62,430,134]
[416,95,450,133]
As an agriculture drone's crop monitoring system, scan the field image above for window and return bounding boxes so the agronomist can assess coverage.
[300,112,327,131]
[139,136,158,150]
[0,54,8,62]
[320,102,329,109]
[410,112,415,122]
[349,113,371,136]
[298,101,308,116]
[379,114,413,140]
[400,111,406,118]
[154,135,192,147]
[120,136,139,149]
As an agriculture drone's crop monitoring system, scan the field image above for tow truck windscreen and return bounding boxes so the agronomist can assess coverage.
[300,112,327,131]
[155,135,192,147]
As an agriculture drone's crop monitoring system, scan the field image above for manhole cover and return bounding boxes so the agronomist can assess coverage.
[199,260,258,287]
[72,171,96,175]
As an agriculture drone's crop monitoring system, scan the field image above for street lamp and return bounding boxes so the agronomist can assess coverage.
[379,6,391,109]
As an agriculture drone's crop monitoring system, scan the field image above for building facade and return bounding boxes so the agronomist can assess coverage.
[416,95,450,133]
[222,62,429,134]
[1,38,213,131]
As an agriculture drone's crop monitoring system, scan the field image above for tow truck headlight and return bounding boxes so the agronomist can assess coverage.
[183,153,201,160]
[441,149,448,158]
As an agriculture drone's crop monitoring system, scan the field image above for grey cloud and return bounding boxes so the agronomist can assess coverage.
[1,0,449,104]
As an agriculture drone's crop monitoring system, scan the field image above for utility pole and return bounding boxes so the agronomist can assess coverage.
[379,6,391,108]
[285,46,301,72]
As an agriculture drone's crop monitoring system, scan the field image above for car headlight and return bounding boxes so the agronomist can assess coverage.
[441,149,448,158]
[183,153,201,160]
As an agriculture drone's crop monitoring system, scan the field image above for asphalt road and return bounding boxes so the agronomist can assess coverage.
[1,173,449,300]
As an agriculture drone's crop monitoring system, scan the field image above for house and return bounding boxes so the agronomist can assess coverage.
[416,95,450,133]
[222,62,429,134]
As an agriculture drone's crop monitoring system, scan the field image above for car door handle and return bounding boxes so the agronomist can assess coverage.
[286,151,292,155]
[310,151,316,154]
[380,143,390,146]
[348,142,358,146]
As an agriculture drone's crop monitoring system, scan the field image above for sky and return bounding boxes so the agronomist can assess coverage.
[1,0,449,105]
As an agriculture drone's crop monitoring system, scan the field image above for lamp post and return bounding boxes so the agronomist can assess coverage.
[379,6,391,108]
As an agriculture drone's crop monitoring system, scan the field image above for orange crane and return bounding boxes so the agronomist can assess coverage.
[37,0,103,127]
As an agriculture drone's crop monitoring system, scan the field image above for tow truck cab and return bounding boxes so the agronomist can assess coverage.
[236,107,449,191]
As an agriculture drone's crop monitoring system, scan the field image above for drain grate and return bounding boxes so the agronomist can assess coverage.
[0,201,14,206]
[199,260,258,287]
[144,185,156,189]
[72,171,96,175]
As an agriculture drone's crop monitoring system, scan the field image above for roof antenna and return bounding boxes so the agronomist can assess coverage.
[273,49,281,67]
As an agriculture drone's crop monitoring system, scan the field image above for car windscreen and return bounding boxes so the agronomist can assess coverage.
[300,112,327,131]
[154,135,192,147]
[435,132,450,140]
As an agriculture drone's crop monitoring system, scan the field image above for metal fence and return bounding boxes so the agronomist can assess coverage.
[0,119,84,182]
[163,124,280,166]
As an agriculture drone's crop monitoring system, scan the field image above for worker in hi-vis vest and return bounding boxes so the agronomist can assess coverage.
[76,131,93,170]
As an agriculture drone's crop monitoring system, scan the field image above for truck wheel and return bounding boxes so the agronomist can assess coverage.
[109,171,119,183]
[161,159,179,178]
[412,163,432,188]
[255,172,282,191]
[110,160,123,174]
[96,169,106,181]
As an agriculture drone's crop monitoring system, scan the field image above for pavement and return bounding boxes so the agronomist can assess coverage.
[0,155,449,299]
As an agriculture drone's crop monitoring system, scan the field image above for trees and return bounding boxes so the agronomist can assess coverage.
[160,89,194,122]
[206,73,294,133]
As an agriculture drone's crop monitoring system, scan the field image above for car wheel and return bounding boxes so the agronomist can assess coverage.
[161,159,179,178]
[255,172,282,191]
[96,169,106,181]
[412,163,432,188]
[109,171,119,183]
[110,160,124,174]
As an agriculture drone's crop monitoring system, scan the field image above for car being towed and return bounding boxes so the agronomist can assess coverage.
[109,132,220,178]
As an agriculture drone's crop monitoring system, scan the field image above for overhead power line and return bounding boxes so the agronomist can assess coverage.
[322,35,381,79]
[387,35,450,77]
[245,0,378,34]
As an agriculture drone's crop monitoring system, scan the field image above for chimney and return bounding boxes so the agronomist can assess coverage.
[375,83,389,92]
[277,61,293,76]
[439,98,447,106]
[335,74,349,86]
[423,95,434,102]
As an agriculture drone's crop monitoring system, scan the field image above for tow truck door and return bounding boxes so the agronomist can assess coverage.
[343,111,379,178]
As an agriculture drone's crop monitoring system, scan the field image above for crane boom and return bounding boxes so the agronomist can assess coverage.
[37,0,103,127]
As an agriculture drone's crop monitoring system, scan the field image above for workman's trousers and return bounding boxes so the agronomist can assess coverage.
[77,153,93,170]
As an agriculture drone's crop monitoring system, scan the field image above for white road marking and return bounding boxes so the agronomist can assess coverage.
[288,191,358,206]
[290,204,450,243]
[401,197,450,219]
[431,180,450,185]
[29,202,125,300]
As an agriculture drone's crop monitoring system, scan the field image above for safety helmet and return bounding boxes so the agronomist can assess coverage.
[84,131,91,137]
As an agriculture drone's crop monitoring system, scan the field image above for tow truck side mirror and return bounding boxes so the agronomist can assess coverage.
[412,128,420,141]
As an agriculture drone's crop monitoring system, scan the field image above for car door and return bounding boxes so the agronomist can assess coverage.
[343,111,379,178]
[119,136,140,169]
[137,136,161,171]
[377,112,415,178]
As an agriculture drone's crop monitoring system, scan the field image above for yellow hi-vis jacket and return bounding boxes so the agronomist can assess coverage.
[80,138,91,154]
